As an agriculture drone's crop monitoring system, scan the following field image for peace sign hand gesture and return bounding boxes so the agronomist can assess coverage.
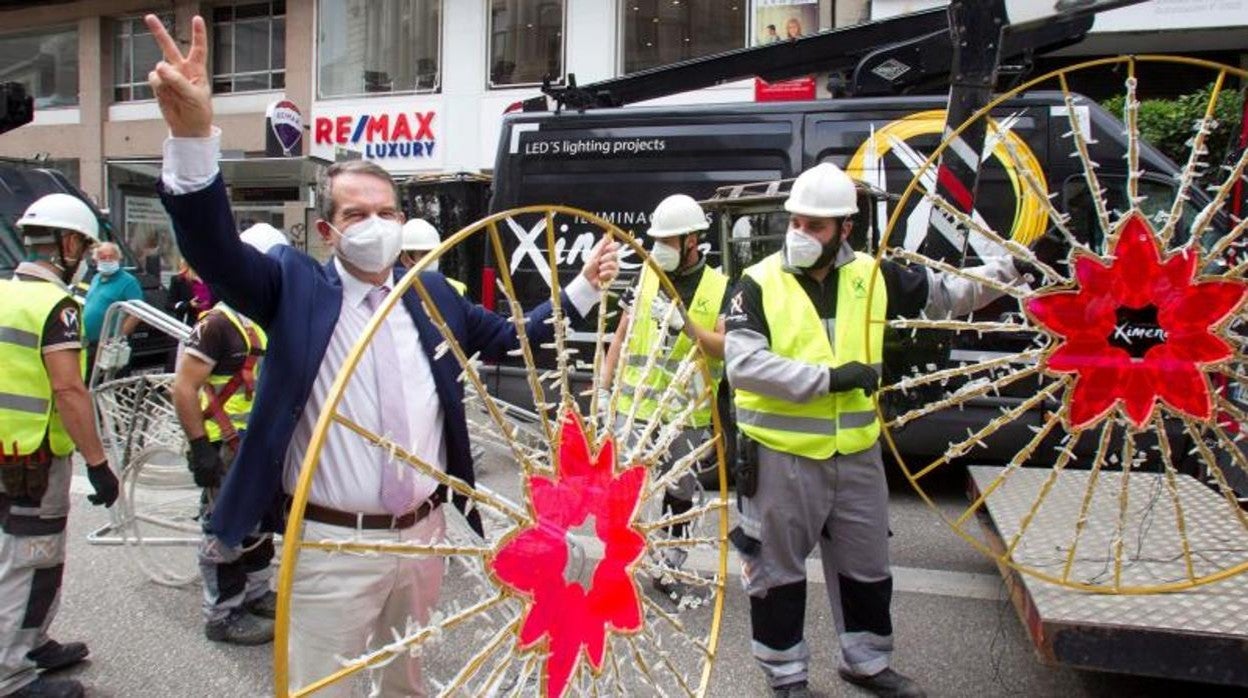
[145,14,213,138]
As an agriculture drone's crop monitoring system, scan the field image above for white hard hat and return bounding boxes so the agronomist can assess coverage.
[401,218,441,251]
[784,162,859,218]
[17,193,100,242]
[647,194,709,238]
[239,222,288,254]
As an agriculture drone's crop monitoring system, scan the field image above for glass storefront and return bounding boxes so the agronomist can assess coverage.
[0,26,79,108]
[488,0,564,88]
[317,0,442,98]
[621,0,746,74]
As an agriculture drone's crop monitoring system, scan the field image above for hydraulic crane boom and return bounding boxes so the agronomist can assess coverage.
[526,1,1144,113]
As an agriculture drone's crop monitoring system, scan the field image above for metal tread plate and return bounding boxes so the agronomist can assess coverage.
[968,465,1248,685]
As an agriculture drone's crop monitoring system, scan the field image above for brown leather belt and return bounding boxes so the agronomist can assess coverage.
[296,493,442,530]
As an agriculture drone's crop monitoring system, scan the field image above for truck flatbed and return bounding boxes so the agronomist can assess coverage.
[968,465,1248,687]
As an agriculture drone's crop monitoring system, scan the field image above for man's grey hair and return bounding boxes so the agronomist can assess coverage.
[94,242,121,259]
[315,160,400,223]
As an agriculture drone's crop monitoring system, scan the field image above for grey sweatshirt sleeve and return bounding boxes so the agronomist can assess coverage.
[723,276,831,403]
[725,329,831,402]
[923,256,1022,319]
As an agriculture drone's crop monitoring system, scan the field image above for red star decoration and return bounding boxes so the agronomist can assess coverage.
[489,410,647,698]
[1026,212,1247,429]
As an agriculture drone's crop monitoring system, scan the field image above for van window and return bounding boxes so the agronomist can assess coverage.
[1061,174,1200,254]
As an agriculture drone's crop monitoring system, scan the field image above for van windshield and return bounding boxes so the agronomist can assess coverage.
[1062,175,1205,253]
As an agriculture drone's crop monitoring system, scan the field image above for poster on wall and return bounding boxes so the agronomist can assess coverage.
[752,0,819,101]
[754,0,819,43]
[123,195,177,278]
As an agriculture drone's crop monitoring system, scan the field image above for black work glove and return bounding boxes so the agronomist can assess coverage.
[829,362,879,396]
[188,436,225,489]
[86,461,119,508]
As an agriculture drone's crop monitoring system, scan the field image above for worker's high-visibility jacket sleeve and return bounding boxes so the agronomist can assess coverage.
[724,243,1018,401]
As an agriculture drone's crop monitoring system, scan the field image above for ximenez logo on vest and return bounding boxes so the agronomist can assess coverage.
[312,110,437,159]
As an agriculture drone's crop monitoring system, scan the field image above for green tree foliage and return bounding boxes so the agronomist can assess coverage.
[1103,84,1245,172]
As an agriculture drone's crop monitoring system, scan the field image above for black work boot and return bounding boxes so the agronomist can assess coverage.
[772,680,812,698]
[10,676,85,698]
[244,590,278,619]
[838,667,926,698]
[205,610,275,645]
[26,640,89,672]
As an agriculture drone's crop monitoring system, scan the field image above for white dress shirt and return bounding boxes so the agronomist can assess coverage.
[161,129,601,513]
[283,260,444,512]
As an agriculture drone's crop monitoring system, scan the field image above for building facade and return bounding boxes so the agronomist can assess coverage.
[0,0,863,269]
[0,0,1242,271]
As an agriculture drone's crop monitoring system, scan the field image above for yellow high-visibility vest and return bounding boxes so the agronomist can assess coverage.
[618,265,727,428]
[734,251,885,458]
[199,305,267,444]
[0,280,85,457]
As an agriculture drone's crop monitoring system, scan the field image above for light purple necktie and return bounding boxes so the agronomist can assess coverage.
[365,286,418,515]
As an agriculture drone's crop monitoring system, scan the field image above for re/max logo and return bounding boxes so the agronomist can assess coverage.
[313,112,436,158]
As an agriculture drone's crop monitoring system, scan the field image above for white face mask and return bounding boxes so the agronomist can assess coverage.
[330,216,403,274]
[97,260,120,276]
[784,227,825,269]
[651,240,681,272]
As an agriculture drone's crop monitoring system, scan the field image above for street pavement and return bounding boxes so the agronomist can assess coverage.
[42,460,1245,697]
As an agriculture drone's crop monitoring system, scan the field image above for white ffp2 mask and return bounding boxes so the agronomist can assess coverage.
[331,216,403,273]
[651,241,681,272]
[784,228,825,269]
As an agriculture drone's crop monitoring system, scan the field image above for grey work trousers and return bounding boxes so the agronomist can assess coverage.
[197,443,274,625]
[737,441,894,687]
[0,457,71,696]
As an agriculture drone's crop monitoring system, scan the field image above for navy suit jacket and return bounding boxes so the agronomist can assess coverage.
[161,176,575,546]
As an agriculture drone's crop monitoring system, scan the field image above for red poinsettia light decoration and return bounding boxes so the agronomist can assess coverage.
[1026,212,1247,430]
[489,410,647,697]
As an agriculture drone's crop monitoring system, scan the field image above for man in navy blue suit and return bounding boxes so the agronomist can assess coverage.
[144,15,619,695]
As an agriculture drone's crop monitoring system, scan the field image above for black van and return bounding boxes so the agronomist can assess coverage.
[485,92,1229,467]
[0,157,175,370]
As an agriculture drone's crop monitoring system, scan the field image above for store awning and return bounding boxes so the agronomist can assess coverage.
[107,156,327,188]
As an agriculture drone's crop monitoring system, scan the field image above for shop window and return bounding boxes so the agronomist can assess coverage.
[113,14,172,102]
[212,1,286,93]
[489,0,564,88]
[621,0,746,75]
[317,0,441,98]
[0,27,79,108]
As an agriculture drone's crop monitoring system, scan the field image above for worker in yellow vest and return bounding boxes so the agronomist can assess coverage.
[399,218,468,296]
[725,163,1026,698]
[603,194,729,605]
[1,194,120,698]
[171,224,284,647]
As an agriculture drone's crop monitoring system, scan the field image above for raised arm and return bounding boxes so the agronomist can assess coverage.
[464,237,619,360]
[146,14,281,325]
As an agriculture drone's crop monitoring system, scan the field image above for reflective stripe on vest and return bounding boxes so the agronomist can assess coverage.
[448,277,467,296]
[0,279,84,457]
[199,305,267,444]
[734,252,886,458]
[618,265,726,428]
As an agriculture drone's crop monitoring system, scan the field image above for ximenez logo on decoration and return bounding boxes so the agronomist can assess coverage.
[312,110,437,159]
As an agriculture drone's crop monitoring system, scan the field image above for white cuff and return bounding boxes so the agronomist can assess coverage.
[161,126,222,195]
[564,274,600,317]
